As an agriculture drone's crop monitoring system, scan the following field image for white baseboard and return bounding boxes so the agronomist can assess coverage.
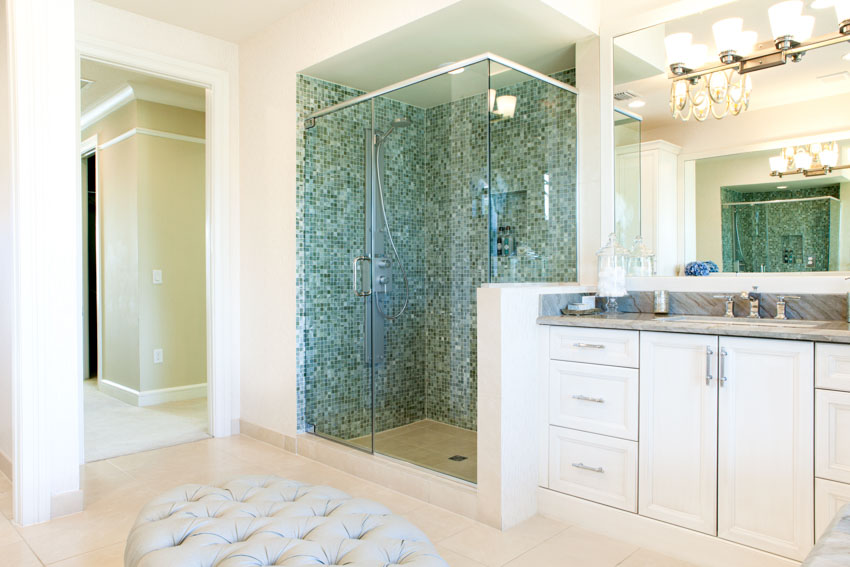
[51,489,83,518]
[537,488,798,567]
[0,449,11,481]
[99,379,207,407]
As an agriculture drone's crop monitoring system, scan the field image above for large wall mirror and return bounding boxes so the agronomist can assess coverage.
[613,0,850,275]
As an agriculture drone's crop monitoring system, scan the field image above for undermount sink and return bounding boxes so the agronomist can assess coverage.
[661,315,827,329]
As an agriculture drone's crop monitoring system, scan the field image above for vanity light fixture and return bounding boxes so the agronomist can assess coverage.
[666,0,850,122]
[768,140,849,176]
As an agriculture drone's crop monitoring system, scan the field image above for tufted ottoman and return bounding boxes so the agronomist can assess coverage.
[125,475,449,566]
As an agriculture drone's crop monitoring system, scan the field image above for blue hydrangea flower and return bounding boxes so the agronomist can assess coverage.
[685,261,711,276]
[704,261,719,273]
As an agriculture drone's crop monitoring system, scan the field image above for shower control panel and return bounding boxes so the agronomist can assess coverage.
[374,256,393,292]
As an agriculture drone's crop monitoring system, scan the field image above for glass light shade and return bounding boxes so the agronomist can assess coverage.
[685,44,709,69]
[495,95,516,118]
[811,0,834,7]
[769,155,786,171]
[820,148,838,167]
[736,30,758,55]
[794,149,813,169]
[713,18,744,52]
[811,142,823,155]
[836,0,850,22]
[796,15,816,40]
[769,1,804,38]
[665,32,693,64]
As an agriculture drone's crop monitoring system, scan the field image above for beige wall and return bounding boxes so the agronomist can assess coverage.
[84,99,206,396]
[0,0,13,473]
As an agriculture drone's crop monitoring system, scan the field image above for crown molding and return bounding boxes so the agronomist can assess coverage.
[80,84,133,130]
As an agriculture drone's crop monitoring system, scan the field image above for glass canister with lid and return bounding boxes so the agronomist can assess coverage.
[596,233,628,312]
[628,235,656,276]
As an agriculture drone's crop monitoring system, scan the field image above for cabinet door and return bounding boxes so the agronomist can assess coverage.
[815,478,850,540]
[639,332,718,535]
[815,389,850,484]
[718,337,814,561]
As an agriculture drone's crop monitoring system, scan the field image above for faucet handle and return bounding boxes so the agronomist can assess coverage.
[775,295,800,320]
[713,295,736,318]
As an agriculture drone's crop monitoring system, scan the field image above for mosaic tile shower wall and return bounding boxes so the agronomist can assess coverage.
[720,186,839,272]
[296,66,578,440]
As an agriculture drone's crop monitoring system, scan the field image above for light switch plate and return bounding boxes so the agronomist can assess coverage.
[152,269,163,284]
[153,349,163,364]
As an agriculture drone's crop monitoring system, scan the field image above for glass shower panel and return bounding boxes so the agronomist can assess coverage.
[489,62,578,283]
[302,100,373,451]
[370,61,489,483]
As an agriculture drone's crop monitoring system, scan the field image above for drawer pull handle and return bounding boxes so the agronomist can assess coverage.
[572,394,605,403]
[573,343,606,349]
[572,462,605,473]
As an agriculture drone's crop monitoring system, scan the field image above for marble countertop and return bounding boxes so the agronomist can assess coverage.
[536,312,850,344]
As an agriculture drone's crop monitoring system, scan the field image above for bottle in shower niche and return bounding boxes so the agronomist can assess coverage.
[496,227,504,256]
[503,226,512,257]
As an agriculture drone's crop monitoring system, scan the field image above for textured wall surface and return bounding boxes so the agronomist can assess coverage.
[721,186,839,273]
[296,67,577,441]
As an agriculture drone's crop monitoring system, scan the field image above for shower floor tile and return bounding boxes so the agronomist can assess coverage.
[349,420,477,483]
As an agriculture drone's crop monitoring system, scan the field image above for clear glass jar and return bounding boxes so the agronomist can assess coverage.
[628,235,656,277]
[596,233,628,311]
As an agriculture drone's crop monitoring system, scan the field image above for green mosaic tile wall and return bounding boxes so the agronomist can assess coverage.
[296,67,577,440]
[721,185,839,272]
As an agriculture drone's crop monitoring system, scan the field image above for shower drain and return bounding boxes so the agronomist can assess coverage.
[448,455,468,462]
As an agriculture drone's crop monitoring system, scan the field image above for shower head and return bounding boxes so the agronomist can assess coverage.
[377,117,411,144]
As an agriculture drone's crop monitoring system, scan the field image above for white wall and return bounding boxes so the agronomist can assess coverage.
[238,0,462,439]
[0,0,13,478]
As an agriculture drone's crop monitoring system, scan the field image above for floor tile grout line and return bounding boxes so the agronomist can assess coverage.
[615,547,641,566]
[41,540,124,566]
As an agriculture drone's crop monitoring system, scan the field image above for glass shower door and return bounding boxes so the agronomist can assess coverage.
[302,100,373,451]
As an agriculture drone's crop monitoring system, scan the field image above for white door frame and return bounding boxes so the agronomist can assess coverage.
[79,134,97,467]
[76,36,237,441]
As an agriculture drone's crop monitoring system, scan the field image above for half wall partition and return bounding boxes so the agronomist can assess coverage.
[297,54,577,483]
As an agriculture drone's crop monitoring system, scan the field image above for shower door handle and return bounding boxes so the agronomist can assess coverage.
[353,256,371,297]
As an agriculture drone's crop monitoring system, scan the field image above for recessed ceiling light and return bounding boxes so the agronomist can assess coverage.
[448,67,465,75]
[628,100,646,108]
[777,185,788,189]
[811,0,834,8]
[843,52,850,61]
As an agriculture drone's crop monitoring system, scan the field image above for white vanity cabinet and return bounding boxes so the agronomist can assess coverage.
[716,337,813,561]
[639,332,718,535]
[541,326,819,562]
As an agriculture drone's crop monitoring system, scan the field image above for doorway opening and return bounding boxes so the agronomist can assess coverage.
[80,58,210,462]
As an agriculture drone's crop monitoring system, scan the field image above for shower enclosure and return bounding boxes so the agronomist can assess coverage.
[298,54,578,483]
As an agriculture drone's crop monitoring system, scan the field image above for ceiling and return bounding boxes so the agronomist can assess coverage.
[300,0,593,108]
[93,0,311,42]
[81,58,206,118]
[614,0,850,127]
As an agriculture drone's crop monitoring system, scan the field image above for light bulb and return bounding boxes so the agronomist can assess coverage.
[713,18,744,53]
[737,30,759,55]
[769,1,804,39]
[685,44,709,69]
[796,15,816,41]
[769,155,786,172]
[820,148,838,167]
[495,95,516,118]
[794,148,813,169]
[665,32,693,65]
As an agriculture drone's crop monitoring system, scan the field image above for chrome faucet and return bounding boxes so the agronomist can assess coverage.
[775,295,800,320]
[741,286,760,319]
[713,294,735,318]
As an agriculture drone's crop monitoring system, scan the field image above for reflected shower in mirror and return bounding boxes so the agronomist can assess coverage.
[692,140,850,272]
[614,109,642,248]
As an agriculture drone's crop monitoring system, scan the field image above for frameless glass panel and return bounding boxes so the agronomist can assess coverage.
[369,61,489,483]
[489,62,578,283]
[302,99,373,451]
[614,110,641,248]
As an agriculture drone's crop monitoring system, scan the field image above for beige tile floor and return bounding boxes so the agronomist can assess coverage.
[84,379,209,462]
[0,435,697,566]
[350,419,477,482]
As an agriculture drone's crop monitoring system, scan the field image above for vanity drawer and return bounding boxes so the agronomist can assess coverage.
[548,426,637,512]
[549,327,639,368]
[815,478,850,540]
[549,361,638,440]
[816,344,850,392]
[816,389,850,484]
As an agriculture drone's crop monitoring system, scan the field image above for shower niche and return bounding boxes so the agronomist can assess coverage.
[297,55,578,484]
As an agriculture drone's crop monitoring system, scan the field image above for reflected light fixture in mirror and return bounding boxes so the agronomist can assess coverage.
[768,141,848,176]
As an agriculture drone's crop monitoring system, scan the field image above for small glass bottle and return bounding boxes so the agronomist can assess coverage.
[496,227,504,256]
[628,235,656,276]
